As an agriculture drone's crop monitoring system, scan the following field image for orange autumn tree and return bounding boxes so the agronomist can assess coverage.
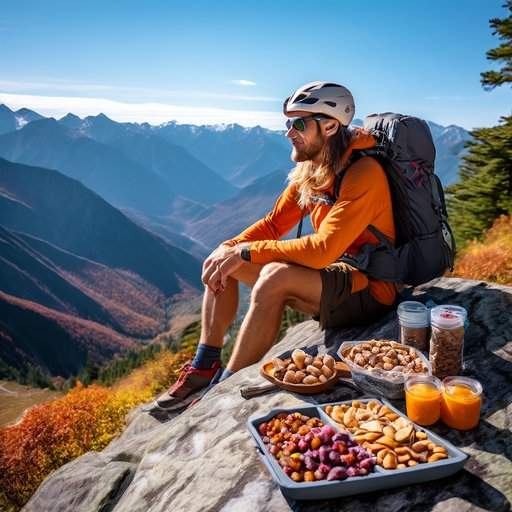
[0,348,192,511]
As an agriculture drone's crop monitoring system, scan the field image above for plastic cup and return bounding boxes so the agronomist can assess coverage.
[441,376,483,430]
[405,374,442,426]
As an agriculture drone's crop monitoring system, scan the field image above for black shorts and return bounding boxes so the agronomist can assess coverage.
[317,262,394,330]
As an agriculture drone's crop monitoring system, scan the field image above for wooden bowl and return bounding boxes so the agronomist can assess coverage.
[260,361,341,394]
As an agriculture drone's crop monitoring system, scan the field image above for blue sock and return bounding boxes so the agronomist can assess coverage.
[192,344,221,369]
[219,368,234,382]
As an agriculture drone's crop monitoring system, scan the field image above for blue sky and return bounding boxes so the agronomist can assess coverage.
[1,0,510,130]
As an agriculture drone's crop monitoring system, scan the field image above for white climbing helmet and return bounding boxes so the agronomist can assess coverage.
[283,81,355,127]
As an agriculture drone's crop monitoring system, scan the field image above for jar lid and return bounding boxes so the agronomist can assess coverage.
[397,301,429,327]
[431,305,466,329]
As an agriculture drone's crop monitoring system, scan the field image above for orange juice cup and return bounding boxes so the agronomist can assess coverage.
[441,376,482,430]
[405,375,442,426]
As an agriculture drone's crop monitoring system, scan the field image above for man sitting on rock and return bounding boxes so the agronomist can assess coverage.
[154,81,396,410]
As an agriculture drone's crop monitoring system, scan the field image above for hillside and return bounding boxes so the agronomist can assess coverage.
[0,226,166,337]
[0,157,202,294]
[0,290,137,378]
[0,158,203,380]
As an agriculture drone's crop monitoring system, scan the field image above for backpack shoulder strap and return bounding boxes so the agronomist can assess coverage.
[335,150,394,244]
[334,150,372,199]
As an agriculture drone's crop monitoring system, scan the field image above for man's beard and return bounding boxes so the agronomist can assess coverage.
[291,135,325,163]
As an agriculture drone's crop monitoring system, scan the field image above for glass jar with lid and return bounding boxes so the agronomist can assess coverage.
[397,301,430,351]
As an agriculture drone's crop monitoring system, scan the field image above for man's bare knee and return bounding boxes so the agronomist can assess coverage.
[229,262,263,287]
[251,262,292,303]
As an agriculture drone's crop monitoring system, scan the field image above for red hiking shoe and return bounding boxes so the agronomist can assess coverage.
[153,361,222,410]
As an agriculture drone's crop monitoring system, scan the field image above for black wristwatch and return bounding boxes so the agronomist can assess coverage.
[240,246,251,262]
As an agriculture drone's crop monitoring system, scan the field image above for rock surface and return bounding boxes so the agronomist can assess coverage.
[24,278,512,512]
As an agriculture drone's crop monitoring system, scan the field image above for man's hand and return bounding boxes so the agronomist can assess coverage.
[201,244,247,294]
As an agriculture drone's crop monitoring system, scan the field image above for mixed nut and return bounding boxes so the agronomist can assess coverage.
[270,350,336,385]
[324,400,449,470]
[430,324,464,379]
[258,412,375,482]
[342,340,428,375]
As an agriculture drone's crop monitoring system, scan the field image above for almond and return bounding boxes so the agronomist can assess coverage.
[428,452,448,463]
[383,452,398,469]
[376,436,398,448]
[411,441,428,453]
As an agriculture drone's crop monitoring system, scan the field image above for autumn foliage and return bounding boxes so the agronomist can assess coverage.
[0,348,193,511]
[451,215,512,284]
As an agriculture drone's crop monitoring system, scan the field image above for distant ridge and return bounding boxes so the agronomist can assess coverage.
[0,157,203,379]
[0,157,202,295]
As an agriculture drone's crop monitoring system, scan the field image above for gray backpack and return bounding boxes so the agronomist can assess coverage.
[298,113,456,286]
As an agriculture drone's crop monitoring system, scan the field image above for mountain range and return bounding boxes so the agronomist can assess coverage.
[0,157,201,379]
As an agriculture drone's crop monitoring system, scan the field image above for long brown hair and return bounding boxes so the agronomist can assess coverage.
[288,126,353,209]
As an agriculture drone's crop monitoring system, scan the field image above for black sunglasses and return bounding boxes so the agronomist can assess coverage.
[285,114,331,132]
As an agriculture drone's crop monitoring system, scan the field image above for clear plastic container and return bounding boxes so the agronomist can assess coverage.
[441,376,482,430]
[405,375,442,426]
[397,301,430,352]
[337,340,431,399]
[429,306,467,379]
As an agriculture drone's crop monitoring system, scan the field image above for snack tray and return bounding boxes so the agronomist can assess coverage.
[337,341,432,399]
[247,398,468,500]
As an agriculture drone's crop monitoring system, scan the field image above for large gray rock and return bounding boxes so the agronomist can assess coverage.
[24,278,512,512]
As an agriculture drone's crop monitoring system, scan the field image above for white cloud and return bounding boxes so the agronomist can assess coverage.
[0,80,276,102]
[230,79,257,86]
[0,92,285,129]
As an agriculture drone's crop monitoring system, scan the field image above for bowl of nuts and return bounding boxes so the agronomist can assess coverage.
[261,349,339,394]
[337,340,431,399]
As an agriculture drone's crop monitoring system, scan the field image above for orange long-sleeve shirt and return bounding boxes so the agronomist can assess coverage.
[224,128,396,305]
